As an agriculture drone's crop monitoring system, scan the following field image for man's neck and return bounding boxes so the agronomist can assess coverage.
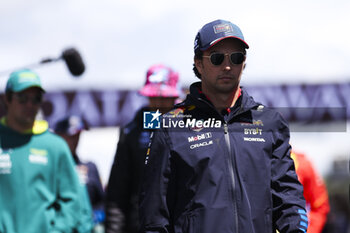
[202,88,241,113]
[5,116,33,134]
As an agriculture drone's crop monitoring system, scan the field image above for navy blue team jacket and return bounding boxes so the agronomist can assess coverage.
[139,82,308,233]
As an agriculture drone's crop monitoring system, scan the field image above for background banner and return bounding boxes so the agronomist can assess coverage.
[1,82,348,128]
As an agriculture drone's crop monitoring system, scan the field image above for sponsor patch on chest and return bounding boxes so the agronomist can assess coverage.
[190,140,213,149]
[243,137,266,142]
[241,120,265,143]
[188,132,212,142]
[0,152,12,174]
[28,148,48,165]
[188,133,213,149]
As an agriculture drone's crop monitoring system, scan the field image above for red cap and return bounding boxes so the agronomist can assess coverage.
[139,64,181,98]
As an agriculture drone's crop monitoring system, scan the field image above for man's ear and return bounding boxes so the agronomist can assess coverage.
[3,94,9,106]
[194,58,203,75]
[2,94,10,111]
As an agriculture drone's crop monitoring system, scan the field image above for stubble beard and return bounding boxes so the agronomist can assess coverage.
[16,110,37,130]
[214,77,240,94]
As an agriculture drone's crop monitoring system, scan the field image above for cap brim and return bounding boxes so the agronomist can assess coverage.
[203,36,249,50]
[139,84,180,97]
[13,84,45,93]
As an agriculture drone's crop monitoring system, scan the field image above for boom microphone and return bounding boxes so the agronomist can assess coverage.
[61,48,85,76]
[0,47,86,78]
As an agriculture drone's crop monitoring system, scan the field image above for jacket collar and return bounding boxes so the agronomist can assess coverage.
[178,82,260,121]
[0,117,48,135]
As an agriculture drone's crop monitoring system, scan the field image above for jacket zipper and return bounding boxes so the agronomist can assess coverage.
[224,122,239,233]
[195,95,250,232]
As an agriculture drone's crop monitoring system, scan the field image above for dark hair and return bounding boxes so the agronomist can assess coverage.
[5,91,13,102]
[1,91,13,112]
[193,49,203,79]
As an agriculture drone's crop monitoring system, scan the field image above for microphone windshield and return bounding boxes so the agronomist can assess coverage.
[62,48,85,76]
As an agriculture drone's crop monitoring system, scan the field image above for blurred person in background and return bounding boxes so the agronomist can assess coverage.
[0,69,85,233]
[55,115,105,232]
[105,64,182,233]
[291,150,330,233]
[323,193,350,233]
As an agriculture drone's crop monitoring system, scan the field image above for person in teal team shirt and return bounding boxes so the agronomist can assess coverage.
[0,69,91,233]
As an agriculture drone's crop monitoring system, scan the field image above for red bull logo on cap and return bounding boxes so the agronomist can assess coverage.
[213,23,233,34]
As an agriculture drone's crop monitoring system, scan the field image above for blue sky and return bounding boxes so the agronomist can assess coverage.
[1,0,350,91]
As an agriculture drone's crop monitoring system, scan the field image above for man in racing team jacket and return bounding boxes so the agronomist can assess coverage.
[139,19,308,233]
